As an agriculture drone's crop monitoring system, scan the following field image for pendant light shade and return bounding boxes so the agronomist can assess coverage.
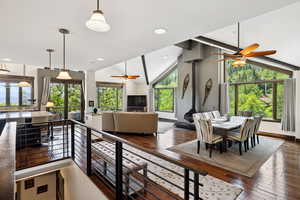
[86,0,110,32]
[57,69,72,80]
[57,28,72,80]
[18,65,31,87]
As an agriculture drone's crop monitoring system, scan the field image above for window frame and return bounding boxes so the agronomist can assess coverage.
[0,74,34,107]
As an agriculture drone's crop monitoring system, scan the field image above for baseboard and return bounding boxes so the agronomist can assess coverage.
[258,131,296,141]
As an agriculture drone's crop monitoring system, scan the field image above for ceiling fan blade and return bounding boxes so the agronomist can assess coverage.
[239,43,259,56]
[111,75,127,78]
[127,75,140,79]
[244,50,276,57]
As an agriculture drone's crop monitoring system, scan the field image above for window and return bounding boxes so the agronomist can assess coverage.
[0,76,34,107]
[48,81,83,120]
[226,60,290,121]
[154,69,178,112]
[97,86,123,111]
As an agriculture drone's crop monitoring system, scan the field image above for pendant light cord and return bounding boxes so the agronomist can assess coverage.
[63,33,66,70]
[49,51,52,68]
[23,64,26,76]
[97,0,100,10]
[125,62,127,75]
[237,22,240,49]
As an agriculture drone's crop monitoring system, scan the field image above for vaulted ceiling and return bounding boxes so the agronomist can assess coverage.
[0,0,298,71]
[205,1,300,67]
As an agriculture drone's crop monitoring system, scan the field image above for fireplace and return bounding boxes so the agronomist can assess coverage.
[127,95,147,112]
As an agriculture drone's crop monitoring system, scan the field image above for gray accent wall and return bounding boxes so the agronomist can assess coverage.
[176,44,220,122]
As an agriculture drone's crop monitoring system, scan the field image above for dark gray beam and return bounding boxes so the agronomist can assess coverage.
[193,35,300,71]
[141,55,149,85]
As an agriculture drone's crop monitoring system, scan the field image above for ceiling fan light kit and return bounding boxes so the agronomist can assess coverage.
[86,0,110,32]
[218,22,276,67]
[57,28,72,80]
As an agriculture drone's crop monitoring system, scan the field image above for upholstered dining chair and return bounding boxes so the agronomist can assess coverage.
[227,118,254,155]
[251,115,263,147]
[203,112,214,120]
[212,111,221,119]
[193,114,223,158]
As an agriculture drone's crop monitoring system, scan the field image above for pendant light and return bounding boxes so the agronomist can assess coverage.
[0,64,9,73]
[18,64,31,87]
[46,49,55,107]
[86,0,111,32]
[57,28,72,80]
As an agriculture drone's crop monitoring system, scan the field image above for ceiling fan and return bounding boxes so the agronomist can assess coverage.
[111,61,140,80]
[218,22,277,67]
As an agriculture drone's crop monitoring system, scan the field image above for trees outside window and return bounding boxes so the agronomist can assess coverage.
[226,60,289,121]
[154,69,178,112]
[97,87,123,111]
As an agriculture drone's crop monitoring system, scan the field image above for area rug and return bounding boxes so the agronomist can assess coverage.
[168,136,284,177]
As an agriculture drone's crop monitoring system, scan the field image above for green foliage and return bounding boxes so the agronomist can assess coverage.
[227,60,288,120]
[155,88,174,112]
[154,69,178,88]
[97,87,122,111]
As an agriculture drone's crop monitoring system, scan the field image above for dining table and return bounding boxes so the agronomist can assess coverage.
[211,117,246,152]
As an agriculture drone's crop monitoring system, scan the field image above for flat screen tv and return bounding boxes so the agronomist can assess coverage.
[127,95,147,107]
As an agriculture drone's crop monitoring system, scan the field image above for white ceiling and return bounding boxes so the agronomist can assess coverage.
[205,1,300,67]
[0,0,298,70]
[95,46,182,83]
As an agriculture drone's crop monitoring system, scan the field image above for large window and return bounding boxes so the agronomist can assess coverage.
[0,76,34,107]
[49,80,82,120]
[226,60,290,121]
[154,69,178,112]
[97,86,123,111]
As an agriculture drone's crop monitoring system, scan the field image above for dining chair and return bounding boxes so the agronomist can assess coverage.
[203,112,214,120]
[252,115,263,146]
[193,115,223,158]
[227,118,254,155]
[212,111,221,119]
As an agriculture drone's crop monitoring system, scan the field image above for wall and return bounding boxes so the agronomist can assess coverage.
[19,172,56,200]
[176,44,220,122]
[85,71,97,112]
[60,163,108,200]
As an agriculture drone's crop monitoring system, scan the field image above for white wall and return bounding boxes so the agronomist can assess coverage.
[85,71,97,111]
[60,163,108,200]
[19,172,56,200]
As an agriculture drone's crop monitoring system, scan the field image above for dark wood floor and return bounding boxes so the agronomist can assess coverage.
[114,128,300,200]
[16,127,300,200]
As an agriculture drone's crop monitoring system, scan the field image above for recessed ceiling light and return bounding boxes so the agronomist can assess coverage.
[154,28,167,35]
[1,58,12,62]
[96,58,104,61]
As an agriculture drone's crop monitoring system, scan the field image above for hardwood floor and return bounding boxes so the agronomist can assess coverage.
[113,128,300,200]
[15,126,300,200]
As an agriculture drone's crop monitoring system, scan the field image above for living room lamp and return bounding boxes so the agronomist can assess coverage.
[57,28,72,80]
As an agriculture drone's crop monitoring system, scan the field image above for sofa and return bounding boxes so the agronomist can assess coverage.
[102,112,158,135]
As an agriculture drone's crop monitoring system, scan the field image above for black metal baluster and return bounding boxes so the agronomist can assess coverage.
[71,121,75,160]
[194,172,200,200]
[86,127,92,176]
[184,168,189,200]
[66,120,69,157]
[115,141,123,200]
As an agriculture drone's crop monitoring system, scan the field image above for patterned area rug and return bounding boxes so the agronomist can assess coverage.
[122,144,243,200]
[168,136,284,177]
